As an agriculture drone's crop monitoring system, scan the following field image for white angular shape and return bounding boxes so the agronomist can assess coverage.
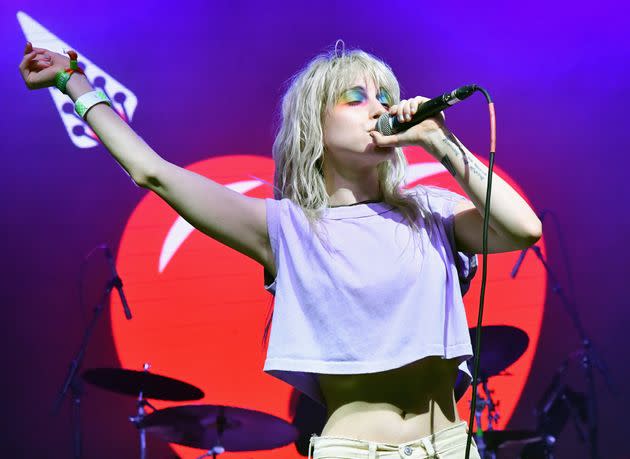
[17,11,138,149]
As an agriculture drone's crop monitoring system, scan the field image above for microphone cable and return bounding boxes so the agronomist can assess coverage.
[464,85,496,459]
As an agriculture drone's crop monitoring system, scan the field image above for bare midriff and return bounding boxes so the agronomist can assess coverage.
[317,356,462,444]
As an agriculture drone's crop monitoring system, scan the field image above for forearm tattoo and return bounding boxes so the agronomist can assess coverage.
[440,155,457,177]
[441,132,488,183]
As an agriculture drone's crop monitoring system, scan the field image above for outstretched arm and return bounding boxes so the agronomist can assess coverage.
[20,43,275,272]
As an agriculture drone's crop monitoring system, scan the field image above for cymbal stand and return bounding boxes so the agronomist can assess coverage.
[194,406,227,459]
[520,244,619,459]
[481,379,500,430]
[129,363,156,459]
[51,280,115,459]
[472,379,500,459]
[195,446,226,459]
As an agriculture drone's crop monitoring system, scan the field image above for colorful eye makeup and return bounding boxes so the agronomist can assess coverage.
[339,88,367,104]
[377,90,392,107]
[338,86,393,108]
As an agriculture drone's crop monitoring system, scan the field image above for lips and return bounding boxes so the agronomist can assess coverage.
[111,149,546,457]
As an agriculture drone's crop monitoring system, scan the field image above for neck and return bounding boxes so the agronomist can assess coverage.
[324,161,381,207]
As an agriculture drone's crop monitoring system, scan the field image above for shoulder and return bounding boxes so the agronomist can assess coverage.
[265,197,302,218]
[406,185,467,214]
[265,197,315,240]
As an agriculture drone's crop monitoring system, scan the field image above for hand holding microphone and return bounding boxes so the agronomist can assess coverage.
[370,85,478,148]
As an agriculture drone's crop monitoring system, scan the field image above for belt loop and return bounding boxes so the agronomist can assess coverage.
[308,433,315,459]
[420,437,437,457]
[368,441,377,459]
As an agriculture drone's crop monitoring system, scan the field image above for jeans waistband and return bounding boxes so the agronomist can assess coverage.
[308,421,474,459]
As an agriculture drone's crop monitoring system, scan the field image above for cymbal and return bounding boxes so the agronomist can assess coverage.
[468,325,529,379]
[138,404,298,451]
[482,429,548,450]
[82,368,204,401]
[454,325,529,400]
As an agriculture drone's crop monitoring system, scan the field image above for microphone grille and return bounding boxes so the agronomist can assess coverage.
[376,113,393,136]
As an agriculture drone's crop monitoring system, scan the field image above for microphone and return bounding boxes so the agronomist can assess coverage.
[376,85,477,136]
[104,245,133,320]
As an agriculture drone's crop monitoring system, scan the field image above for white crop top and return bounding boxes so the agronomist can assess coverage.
[262,185,478,406]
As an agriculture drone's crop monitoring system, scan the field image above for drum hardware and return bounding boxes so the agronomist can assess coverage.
[510,243,619,459]
[52,265,132,459]
[472,377,500,459]
[137,404,299,458]
[460,325,529,458]
[82,366,298,457]
[519,356,588,458]
[128,363,154,459]
[467,325,529,381]
[471,376,553,459]
[82,366,205,401]
[82,364,205,459]
[454,325,529,401]
[485,430,552,454]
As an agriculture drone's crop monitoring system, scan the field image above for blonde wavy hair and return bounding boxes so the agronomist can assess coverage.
[272,42,433,231]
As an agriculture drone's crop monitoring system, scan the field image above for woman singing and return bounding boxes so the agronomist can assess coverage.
[20,41,541,458]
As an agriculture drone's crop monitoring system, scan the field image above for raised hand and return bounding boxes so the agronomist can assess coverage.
[370,96,447,150]
[19,41,74,90]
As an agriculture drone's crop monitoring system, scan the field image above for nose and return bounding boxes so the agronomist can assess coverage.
[370,101,387,119]
[369,100,387,132]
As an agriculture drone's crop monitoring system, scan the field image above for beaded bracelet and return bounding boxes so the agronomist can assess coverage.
[74,90,111,119]
[54,51,85,94]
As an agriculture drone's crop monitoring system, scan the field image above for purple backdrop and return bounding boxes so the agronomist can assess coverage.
[1,0,629,457]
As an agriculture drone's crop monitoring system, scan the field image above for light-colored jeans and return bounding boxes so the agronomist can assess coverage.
[308,420,482,459]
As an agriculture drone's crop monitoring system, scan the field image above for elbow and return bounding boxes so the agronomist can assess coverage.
[132,162,164,190]
[527,217,543,243]
[132,173,153,189]
[500,217,542,250]
[131,174,147,188]
[515,218,543,249]
[131,173,151,189]
[522,232,541,249]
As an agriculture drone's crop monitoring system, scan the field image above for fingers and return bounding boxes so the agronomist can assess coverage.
[409,97,421,119]
[19,50,41,72]
[31,56,53,70]
[389,102,409,121]
[20,42,57,81]
[390,97,423,123]
[20,48,50,70]
[390,96,433,123]
[370,130,400,147]
[393,100,411,123]
[24,54,52,73]
[24,41,50,55]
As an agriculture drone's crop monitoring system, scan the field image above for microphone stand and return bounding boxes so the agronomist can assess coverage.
[51,276,119,459]
[513,245,618,459]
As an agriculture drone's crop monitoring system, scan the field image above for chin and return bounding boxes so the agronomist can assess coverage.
[375,145,395,153]
[369,144,396,155]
